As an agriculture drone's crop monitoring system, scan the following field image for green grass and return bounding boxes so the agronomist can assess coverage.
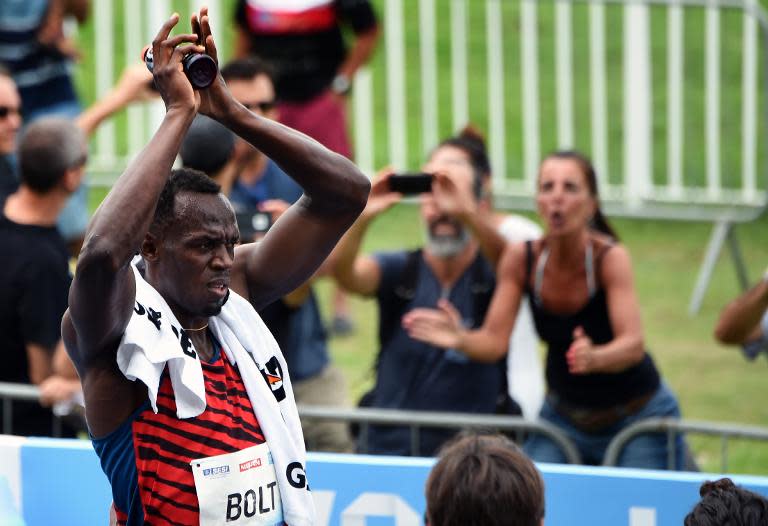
[80,2,768,474]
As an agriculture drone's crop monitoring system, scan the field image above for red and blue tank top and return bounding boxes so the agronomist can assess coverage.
[93,343,266,526]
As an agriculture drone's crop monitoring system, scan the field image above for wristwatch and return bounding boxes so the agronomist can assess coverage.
[331,73,352,96]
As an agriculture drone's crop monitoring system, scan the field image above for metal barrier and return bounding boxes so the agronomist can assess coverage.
[0,382,63,438]
[7,380,768,472]
[297,404,582,462]
[602,417,768,471]
[0,381,580,461]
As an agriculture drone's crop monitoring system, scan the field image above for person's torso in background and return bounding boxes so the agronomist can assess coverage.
[0,0,79,120]
[364,251,504,455]
[259,291,329,382]
[0,210,72,436]
[235,0,376,101]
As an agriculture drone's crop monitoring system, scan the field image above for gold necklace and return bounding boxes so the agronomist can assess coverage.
[183,323,209,332]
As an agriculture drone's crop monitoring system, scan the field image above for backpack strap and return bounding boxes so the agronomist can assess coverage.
[376,248,423,358]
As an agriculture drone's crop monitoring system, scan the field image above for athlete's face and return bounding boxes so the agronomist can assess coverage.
[152,192,239,321]
[536,157,596,236]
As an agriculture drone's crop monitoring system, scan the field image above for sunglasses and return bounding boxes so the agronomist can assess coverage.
[0,105,20,119]
[242,100,276,113]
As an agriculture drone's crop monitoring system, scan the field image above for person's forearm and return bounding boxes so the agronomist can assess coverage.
[76,90,130,137]
[589,335,645,373]
[80,108,195,267]
[715,280,768,344]
[337,27,379,79]
[456,329,508,363]
[460,211,507,267]
[221,102,369,215]
[333,213,374,293]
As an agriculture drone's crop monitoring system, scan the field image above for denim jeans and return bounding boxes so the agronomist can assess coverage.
[524,383,685,469]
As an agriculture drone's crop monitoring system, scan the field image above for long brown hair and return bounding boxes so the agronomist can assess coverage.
[543,150,619,241]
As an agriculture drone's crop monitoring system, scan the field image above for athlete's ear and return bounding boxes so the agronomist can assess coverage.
[141,232,160,261]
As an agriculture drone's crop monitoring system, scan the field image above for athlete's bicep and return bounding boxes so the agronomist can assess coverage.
[68,262,136,362]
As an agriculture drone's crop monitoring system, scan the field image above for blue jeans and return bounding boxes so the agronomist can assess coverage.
[524,383,685,469]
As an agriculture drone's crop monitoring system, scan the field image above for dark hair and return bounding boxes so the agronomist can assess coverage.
[221,57,274,83]
[542,150,618,240]
[19,118,85,193]
[684,478,768,526]
[180,115,235,176]
[425,433,545,526]
[435,125,490,199]
[0,64,11,79]
[149,168,221,235]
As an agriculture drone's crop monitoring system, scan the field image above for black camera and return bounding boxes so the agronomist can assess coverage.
[388,173,434,195]
[143,46,217,90]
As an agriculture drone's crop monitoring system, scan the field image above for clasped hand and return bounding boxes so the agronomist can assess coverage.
[150,7,231,120]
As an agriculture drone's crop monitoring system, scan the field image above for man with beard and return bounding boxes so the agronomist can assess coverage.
[64,10,368,525]
[334,130,512,456]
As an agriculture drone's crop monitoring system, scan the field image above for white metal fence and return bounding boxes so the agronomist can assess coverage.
[83,0,768,219]
[78,0,768,307]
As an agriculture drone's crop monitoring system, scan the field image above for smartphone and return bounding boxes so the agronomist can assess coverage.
[236,211,272,241]
[388,173,434,194]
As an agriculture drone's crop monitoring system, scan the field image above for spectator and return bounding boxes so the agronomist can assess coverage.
[234,0,380,336]
[428,127,545,420]
[0,67,21,200]
[0,117,86,437]
[182,62,356,453]
[0,1,91,255]
[714,273,768,361]
[220,58,302,212]
[425,433,545,526]
[403,151,686,469]
[684,478,768,526]
[0,63,156,436]
[334,130,518,456]
[0,0,87,121]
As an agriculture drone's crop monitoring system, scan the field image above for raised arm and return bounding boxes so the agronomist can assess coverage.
[714,276,768,345]
[66,15,202,366]
[402,242,526,362]
[332,171,402,296]
[431,171,507,266]
[191,10,370,308]
[76,63,156,137]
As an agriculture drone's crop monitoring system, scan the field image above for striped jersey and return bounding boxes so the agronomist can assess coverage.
[0,1,78,119]
[93,343,267,526]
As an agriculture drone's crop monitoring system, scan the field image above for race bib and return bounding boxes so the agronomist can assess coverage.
[191,443,284,526]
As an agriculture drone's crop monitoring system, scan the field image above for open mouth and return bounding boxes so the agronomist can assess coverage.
[549,211,565,228]
[207,279,229,298]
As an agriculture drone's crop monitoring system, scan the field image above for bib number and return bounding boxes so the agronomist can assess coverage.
[191,443,284,525]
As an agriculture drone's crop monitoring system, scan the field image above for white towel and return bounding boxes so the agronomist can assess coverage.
[117,263,207,418]
[117,259,315,525]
